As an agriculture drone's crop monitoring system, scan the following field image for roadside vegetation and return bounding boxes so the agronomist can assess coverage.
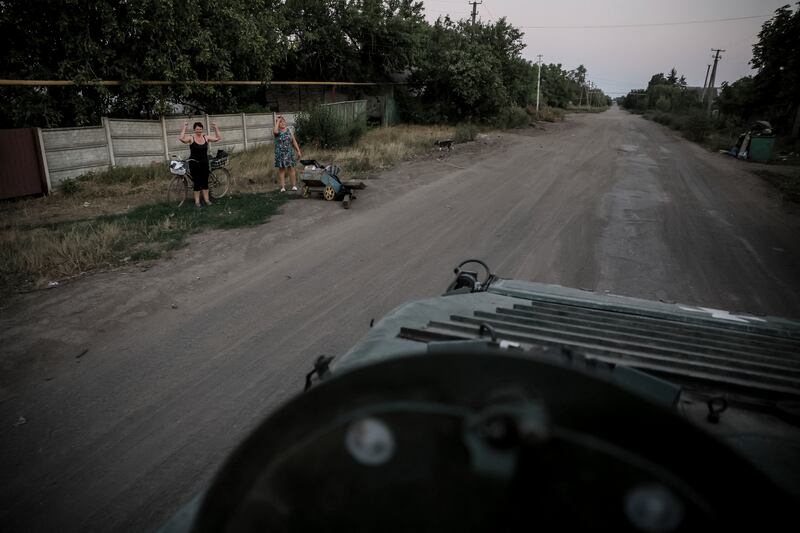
[0,123,462,293]
[0,2,613,293]
[619,5,800,202]
[1,2,610,129]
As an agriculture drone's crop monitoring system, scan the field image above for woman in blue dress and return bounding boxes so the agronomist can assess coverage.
[273,115,302,192]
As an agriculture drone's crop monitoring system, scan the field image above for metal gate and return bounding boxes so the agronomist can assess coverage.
[0,128,48,200]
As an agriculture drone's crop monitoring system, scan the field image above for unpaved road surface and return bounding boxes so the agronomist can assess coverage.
[2,107,800,531]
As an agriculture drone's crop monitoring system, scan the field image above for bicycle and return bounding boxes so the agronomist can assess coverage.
[167,151,231,207]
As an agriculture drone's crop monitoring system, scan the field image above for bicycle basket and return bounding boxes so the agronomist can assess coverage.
[210,156,228,169]
[169,160,187,176]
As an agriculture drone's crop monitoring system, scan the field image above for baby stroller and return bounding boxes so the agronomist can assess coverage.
[299,159,365,209]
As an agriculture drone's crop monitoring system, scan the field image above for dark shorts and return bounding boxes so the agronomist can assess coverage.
[190,160,209,191]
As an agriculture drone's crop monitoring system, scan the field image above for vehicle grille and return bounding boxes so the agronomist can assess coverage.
[398,298,800,399]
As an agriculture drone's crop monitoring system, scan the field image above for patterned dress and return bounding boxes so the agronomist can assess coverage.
[274,128,295,168]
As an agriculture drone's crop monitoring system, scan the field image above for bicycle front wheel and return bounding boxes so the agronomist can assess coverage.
[210,168,231,199]
[167,177,189,207]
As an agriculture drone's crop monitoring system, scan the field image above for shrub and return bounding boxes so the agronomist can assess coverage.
[496,106,529,129]
[655,96,671,112]
[538,107,565,122]
[347,114,368,145]
[651,112,671,126]
[295,106,349,148]
[60,178,81,195]
[454,123,478,143]
[684,112,712,141]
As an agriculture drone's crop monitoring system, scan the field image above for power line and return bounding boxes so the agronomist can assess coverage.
[0,80,386,87]
[518,14,769,30]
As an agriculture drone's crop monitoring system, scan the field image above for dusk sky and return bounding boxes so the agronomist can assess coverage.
[422,0,789,95]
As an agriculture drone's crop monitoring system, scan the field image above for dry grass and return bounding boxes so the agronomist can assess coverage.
[0,124,456,292]
[300,124,456,176]
[0,221,126,287]
[532,107,566,123]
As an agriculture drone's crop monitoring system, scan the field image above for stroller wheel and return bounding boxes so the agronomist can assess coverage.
[301,185,310,198]
[323,186,336,201]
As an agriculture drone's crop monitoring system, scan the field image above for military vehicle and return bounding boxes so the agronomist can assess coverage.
[163,260,800,532]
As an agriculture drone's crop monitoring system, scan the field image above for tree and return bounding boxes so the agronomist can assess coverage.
[0,0,284,127]
[273,0,426,82]
[666,68,679,86]
[405,16,529,121]
[623,68,696,113]
[751,2,800,135]
[718,77,757,123]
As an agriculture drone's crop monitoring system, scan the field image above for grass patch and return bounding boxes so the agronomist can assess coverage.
[0,124,457,292]
[0,192,288,293]
[454,123,479,143]
[496,106,530,129]
[751,170,800,204]
[527,106,566,123]
[306,124,456,176]
[567,106,610,114]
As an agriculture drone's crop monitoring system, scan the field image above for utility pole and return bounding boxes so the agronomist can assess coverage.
[700,64,711,102]
[469,0,482,24]
[535,54,543,116]
[706,49,724,116]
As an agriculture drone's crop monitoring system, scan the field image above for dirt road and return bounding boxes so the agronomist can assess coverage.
[2,107,799,531]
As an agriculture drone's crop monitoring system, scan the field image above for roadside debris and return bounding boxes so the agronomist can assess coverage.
[15,416,27,427]
[47,281,59,288]
[723,121,775,163]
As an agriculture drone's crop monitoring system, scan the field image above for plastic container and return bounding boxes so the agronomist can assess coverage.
[749,136,775,163]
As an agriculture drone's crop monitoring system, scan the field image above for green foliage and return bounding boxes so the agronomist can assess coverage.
[496,107,529,129]
[684,112,712,141]
[60,179,81,195]
[751,3,800,133]
[84,163,168,186]
[0,0,284,127]
[0,1,611,128]
[538,107,566,122]
[454,123,478,143]
[347,115,369,145]
[718,77,756,122]
[295,105,359,148]
[625,5,799,136]
[407,17,537,121]
[655,97,671,113]
[622,68,700,114]
[275,0,426,82]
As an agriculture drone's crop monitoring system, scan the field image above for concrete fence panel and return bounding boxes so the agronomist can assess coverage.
[164,117,190,158]
[245,113,275,147]
[36,105,324,188]
[41,126,110,184]
[208,113,246,155]
[109,118,164,167]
